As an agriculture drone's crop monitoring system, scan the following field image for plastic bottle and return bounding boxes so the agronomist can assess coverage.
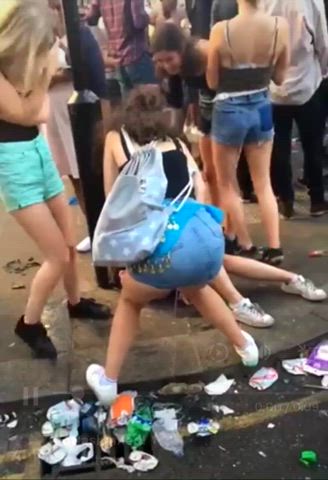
[152,419,184,457]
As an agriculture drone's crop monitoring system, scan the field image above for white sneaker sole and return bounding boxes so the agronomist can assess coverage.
[235,315,275,329]
[281,286,327,302]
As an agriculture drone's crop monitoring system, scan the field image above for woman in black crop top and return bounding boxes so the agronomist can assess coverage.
[86,85,259,406]
[152,23,221,209]
[0,0,109,360]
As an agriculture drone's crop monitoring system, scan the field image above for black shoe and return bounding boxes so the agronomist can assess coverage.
[279,200,295,220]
[242,192,258,204]
[261,247,284,266]
[68,298,111,320]
[310,201,328,217]
[15,316,57,359]
[239,246,261,260]
[225,237,241,255]
[297,177,308,188]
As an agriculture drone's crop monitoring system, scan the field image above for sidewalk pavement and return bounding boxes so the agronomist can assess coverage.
[0,187,327,404]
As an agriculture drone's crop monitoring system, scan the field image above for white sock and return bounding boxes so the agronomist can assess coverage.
[99,374,117,387]
[230,298,248,309]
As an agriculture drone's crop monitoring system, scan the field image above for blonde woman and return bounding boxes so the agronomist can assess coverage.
[208,0,290,265]
[0,0,109,360]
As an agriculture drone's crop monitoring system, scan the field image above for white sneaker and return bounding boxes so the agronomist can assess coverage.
[234,331,259,367]
[231,298,275,328]
[76,236,91,253]
[86,364,117,407]
[281,275,327,302]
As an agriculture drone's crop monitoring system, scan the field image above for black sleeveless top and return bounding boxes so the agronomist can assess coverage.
[0,120,38,142]
[119,133,191,199]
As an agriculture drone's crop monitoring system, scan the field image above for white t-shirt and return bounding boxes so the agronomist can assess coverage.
[261,0,328,105]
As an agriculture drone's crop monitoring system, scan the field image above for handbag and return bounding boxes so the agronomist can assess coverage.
[92,130,193,267]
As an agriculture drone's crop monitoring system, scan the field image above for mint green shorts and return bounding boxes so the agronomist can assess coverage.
[0,134,64,212]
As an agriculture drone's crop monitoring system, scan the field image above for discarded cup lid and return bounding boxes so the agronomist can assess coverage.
[38,442,66,465]
[41,421,54,438]
[129,451,159,472]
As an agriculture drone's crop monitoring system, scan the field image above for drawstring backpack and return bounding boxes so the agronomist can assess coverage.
[92,130,193,267]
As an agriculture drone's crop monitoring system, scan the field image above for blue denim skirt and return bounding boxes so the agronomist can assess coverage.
[211,90,274,147]
[128,207,225,289]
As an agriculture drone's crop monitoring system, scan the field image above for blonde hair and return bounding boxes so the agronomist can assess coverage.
[0,0,55,93]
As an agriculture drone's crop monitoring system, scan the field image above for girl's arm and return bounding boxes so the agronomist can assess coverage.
[0,74,50,126]
[103,131,120,196]
[272,17,290,86]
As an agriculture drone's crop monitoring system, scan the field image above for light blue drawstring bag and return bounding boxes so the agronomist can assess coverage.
[92,130,192,267]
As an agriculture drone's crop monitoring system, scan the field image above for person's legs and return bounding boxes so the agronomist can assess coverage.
[199,135,221,206]
[86,273,170,405]
[181,285,259,365]
[271,104,294,213]
[245,140,280,249]
[237,150,254,201]
[124,52,157,89]
[47,194,110,319]
[12,200,70,358]
[212,142,253,249]
[224,254,293,282]
[295,89,326,215]
[46,194,80,306]
[104,273,170,380]
[12,201,70,325]
[224,254,327,302]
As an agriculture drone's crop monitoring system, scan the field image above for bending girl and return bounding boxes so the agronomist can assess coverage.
[87,85,259,406]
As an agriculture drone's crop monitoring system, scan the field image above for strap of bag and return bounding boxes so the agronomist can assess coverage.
[168,179,193,213]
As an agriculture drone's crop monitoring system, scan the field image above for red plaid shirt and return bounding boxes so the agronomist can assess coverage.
[90,0,150,66]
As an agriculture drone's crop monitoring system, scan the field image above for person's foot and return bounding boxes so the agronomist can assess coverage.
[15,316,57,359]
[310,201,328,217]
[281,275,327,302]
[68,298,111,320]
[260,247,284,266]
[297,177,308,189]
[239,246,261,260]
[231,298,275,328]
[76,237,91,254]
[234,331,259,367]
[242,192,258,204]
[279,200,295,220]
[86,364,118,406]
[225,237,241,255]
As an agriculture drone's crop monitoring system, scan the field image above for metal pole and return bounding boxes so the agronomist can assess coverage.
[62,0,110,289]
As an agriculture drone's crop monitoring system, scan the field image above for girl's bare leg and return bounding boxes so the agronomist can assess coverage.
[105,273,170,379]
[181,285,259,365]
[212,142,253,249]
[224,255,294,283]
[209,267,244,305]
[181,285,245,348]
[12,200,69,325]
[47,194,80,305]
[245,141,280,249]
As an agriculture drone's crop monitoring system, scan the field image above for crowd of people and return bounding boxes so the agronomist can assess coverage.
[0,0,327,408]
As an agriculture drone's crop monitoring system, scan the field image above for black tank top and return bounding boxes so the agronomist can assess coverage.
[0,120,38,142]
[119,132,191,199]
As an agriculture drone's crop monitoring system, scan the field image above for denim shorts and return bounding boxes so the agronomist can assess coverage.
[0,134,64,212]
[119,52,157,94]
[211,91,274,147]
[129,207,225,289]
